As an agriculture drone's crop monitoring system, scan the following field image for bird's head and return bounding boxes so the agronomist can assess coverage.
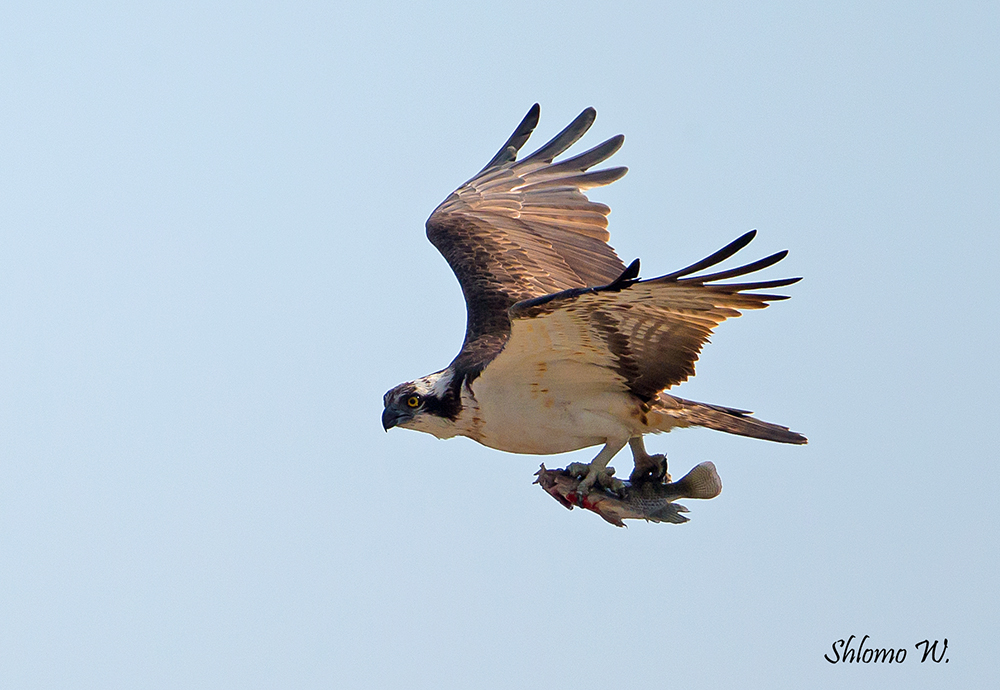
[382,370,460,438]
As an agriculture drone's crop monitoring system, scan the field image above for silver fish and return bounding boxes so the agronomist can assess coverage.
[534,461,722,527]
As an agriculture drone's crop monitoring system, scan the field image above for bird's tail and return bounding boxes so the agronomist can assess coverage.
[651,394,807,444]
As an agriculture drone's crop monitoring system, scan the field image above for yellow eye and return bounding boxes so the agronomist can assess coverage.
[406,395,420,408]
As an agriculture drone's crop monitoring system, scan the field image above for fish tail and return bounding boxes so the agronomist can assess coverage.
[673,461,723,500]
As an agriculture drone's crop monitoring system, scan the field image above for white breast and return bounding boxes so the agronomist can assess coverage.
[457,321,649,455]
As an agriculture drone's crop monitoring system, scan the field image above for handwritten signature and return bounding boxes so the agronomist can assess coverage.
[825,635,948,664]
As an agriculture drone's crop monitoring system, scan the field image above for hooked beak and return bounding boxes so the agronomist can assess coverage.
[382,406,405,431]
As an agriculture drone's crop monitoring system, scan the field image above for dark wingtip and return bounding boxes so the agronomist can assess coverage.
[689,249,789,284]
[479,104,542,173]
[661,230,759,281]
[521,107,598,165]
[604,259,640,290]
[730,229,758,253]
[622,258,640,281]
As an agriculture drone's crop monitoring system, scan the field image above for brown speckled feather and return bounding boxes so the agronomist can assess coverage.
[506,231,802,401]
[426,105,627,371]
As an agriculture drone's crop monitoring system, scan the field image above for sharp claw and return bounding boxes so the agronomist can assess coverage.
[596,471,625,494]
[629,453,672,483]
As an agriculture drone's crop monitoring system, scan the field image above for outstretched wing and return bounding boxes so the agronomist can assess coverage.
[426,105,628,352]
[495,231,800,401]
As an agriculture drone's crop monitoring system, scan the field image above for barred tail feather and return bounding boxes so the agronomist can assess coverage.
[655,395,808,444]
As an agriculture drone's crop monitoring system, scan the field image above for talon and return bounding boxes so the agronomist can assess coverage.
[577,464,618,497]
[596,469,625,494]
[630,453,669,483]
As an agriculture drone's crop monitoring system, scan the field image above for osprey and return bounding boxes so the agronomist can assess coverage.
[382,104,806,492]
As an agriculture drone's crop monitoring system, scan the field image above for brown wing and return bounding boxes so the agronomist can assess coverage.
[426,105,628,356]
[506,231,801,401]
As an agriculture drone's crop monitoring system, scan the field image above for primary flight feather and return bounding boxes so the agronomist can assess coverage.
[383,104,805,495]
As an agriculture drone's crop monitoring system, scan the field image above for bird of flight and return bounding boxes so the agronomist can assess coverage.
[382,104,806,501]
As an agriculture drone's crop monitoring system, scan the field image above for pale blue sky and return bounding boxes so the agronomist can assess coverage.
[2,2,997,688]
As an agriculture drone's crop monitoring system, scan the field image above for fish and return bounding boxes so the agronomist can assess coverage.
[534,461,722,527]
